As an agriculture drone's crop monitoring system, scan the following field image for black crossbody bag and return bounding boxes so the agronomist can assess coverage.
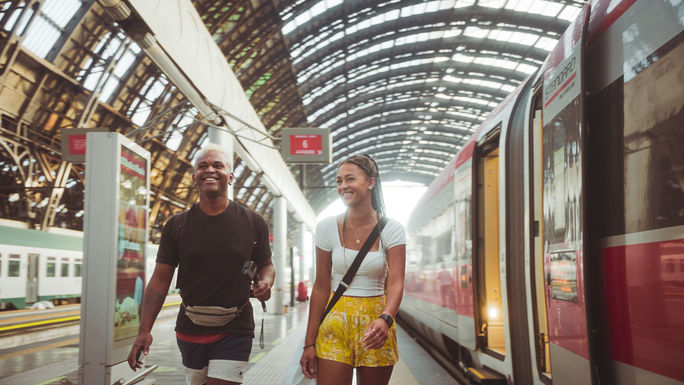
[319,216,389,324]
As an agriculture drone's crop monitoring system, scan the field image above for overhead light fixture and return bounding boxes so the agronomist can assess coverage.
[98,0,131,20]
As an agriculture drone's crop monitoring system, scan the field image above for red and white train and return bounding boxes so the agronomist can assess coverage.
[398,1,684,384]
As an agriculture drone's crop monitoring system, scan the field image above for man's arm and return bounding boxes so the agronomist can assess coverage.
[252,258,275,302]
[127,263,175,370]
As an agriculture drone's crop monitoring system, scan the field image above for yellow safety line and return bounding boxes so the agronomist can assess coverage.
[470,368,485,379]
[249,351,266,363]
[0,301,181,332]
[0,315,81,332]
[35,376,66,385]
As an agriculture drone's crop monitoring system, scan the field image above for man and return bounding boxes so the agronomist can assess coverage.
[128,144,275,385]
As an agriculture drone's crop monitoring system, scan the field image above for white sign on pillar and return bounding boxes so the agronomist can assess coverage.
[79,132,150,384]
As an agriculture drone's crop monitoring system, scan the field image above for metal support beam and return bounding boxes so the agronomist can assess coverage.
[40,160,71,230]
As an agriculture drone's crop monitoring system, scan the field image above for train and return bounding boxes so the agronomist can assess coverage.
[397,1,684,385]
[0,219,161,310]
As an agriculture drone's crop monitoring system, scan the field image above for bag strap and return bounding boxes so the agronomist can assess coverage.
[319,216,389,324]
[173,210,190,243]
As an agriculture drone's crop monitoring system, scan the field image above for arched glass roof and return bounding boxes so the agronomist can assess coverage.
[279,0,584,190]
[0,0,584,238]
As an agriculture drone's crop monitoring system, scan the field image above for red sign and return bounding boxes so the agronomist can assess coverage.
[69,134,87,155]
[289,134,322,156]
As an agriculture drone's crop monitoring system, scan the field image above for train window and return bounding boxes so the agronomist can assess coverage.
[46,257,57,277]
[60,258,70,277]
[8,254,20,277]
[74,259,82,277]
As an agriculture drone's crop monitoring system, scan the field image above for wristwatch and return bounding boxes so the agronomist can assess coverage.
[379,313,394,328]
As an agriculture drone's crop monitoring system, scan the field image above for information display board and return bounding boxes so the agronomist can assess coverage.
[280,127,332,163]
[79,132,150,384]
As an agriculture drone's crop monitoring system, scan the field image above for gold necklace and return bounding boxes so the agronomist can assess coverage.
[343,212,376,245]
[347,221,362,244]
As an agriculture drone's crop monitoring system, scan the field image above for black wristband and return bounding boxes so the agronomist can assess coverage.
[303,343,315,349]
[379,313,393,328]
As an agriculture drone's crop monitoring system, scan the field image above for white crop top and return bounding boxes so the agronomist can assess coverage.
[315,215,406,296]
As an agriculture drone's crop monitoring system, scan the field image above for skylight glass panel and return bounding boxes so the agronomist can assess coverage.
[42,0,81,28]
[444,28,462,38]
[311,1,326,17]
[21,0,80,59]
[453,53,474,63]
[443,75,462,83]
[464,26,488,39]
[294,12,311,28]
[558,5,581,21]
[454,0,476,7]
[21,17,60,58]
[510,31,539,45]
[113,51,136,77]
[165,129,183,151]
[536,36,557,51]
[99,76,118,102]
[479,0,506,8]
[131,107,151,127]
[146,78,167,101]
[282,20,297,35]
[326,0,343,8]
[516,63,537,74]
[534,0,563,17]
[453,96,492,106]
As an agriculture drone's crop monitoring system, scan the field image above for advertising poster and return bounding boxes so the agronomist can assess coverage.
[114,147,148,342]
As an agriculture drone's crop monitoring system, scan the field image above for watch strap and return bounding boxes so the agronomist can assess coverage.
[379,313,393,328]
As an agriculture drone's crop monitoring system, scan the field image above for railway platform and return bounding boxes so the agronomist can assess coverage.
[0,297,460,385]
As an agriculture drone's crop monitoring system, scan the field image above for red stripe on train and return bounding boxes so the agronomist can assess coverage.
[602,238,684,382]
[587,0,637,44]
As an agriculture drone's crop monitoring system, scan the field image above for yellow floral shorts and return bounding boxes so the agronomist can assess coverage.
[315,294,398,367]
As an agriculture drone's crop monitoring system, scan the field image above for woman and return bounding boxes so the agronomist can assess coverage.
[300,154,406,385]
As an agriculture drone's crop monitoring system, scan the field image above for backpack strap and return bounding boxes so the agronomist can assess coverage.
[173,210,190,243]
[235,202,260,249]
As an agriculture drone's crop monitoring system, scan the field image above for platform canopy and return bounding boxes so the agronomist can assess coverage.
[0,0,583,238]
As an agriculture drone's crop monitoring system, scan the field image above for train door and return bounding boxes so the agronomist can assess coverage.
[537,5,592,385]
[531,101,552,382]
[475,132,505,357]
[26,253,39,304]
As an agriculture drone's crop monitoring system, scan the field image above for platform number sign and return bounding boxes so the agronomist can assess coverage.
[281,127,332,164]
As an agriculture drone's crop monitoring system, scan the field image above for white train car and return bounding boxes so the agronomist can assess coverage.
[0,219,160,310]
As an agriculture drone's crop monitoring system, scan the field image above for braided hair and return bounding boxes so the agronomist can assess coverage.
[338,154,386,216]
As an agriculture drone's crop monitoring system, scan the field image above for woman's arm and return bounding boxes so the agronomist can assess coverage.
[300,246,332,378]
[362,244,406,349]
[381,244,406,317]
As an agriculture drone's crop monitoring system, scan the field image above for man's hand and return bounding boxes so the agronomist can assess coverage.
[127,332,153,370]
[252,280,272,302]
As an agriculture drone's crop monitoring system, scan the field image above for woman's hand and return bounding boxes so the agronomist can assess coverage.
[363,318,389,350]
[300,345,317,379]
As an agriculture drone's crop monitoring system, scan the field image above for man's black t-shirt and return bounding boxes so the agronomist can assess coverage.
[156,202,271,336]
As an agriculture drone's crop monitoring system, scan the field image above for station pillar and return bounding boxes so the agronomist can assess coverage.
[298,222,308,284]
[272,197,287,314]
[208,127,234,199]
